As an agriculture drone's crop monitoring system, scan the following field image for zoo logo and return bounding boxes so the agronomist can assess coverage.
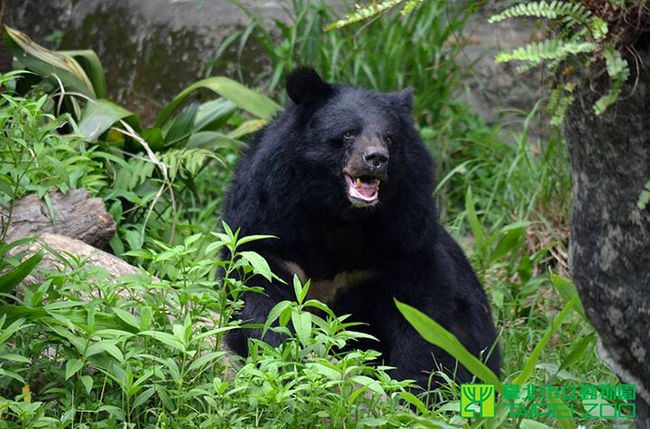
[460,384,496,418]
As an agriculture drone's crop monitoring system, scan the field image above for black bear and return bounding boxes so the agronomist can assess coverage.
[223,68,500,388]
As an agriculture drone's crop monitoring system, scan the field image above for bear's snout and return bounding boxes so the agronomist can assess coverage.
[363,146,389,172]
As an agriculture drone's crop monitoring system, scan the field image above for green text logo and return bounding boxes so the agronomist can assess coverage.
[460,384,495,418]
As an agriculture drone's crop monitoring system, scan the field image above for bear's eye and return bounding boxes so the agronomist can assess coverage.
[385,136,393,144]
[342,131,355,141]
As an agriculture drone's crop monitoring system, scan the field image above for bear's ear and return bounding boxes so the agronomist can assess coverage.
[389,87,414,113]
[286,67,332,104]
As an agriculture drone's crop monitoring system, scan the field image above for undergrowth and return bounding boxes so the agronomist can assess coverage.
[0,1,629,427]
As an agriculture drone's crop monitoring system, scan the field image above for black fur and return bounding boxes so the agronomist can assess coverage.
[223,68,500,388]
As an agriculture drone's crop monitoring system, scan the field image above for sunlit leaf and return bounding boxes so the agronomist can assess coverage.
[154,77,280,128]
[4,25,96,98]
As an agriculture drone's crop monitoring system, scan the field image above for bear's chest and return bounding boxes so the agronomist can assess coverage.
[281,260,376,305]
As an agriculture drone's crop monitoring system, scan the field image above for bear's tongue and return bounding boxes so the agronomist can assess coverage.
[345,175,379,202]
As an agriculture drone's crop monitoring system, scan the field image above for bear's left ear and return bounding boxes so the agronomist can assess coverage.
[389,87,414,113]
[286,67,332,104]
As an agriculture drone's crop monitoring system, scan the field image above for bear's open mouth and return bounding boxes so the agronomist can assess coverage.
[344,173,380,206]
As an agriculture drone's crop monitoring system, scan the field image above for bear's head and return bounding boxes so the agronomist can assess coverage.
[277,68,433,218]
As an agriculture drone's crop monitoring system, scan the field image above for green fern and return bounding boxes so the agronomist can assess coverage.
[593,46,630,115]
[490,1,630,123]
[160,149,223,183]
[326,0,404,30]
[400,0,424,15]
[488,1,592,23]
[638,181,650,210]
[325,0,425,30]
[495,39,598,66]
[547,82,576,127]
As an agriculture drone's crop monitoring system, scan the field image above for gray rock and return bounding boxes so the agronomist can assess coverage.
[7,0,285,124]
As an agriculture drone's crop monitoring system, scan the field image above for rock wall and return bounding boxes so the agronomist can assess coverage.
[7,0,284,123]
[7,0,540,129]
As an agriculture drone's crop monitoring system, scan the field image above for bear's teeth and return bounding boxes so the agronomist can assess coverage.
[356,178,362,189]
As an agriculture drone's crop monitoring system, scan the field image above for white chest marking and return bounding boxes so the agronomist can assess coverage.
[281,260,375,304]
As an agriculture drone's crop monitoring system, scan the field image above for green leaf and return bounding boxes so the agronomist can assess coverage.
[133,387,156,408]
[163,100,199,147]
[513,294,578,385]
[78,98,136,142]
[228,119,267,139]
[60,49,107,98]
[0,353,30,363]
[187,351,226,372]
[65,358,84,380]
[394,299,501,389]
[239,251,273,281]
[491,225,525,262]
[235,234,276,247]
[465,187,486,250]
[80,375,93,395]
[558,333,595,372]
[0,237,37,257]
[638,181,650,210]
[4,25,96,98]
[350,375,385,395]
[86,340,125,362]
[0,251,43,294]
[262,300,292,339]
[186,131,243,150]
[154,76,280,128]
[140,127,164,151]
[112,308,141,330]
[550,273,586,321]
[399,391,428,414]
[156,385,175,412]
[293,276,310,304]
[193,98,237,132]
[549,396,575,429]
[139,331,185,352]
[291,310,312,345]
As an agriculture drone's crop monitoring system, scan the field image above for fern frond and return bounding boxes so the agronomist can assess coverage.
[400,0,424,15]
[547,83,575,127]
[589,17,609,41]
[637,181,650,210]
[603,45,630,81]
[495,39,597,66]
[593,46,630,115]
[488,1,591,24]
[160,148,222,182]
[326,0,404,30]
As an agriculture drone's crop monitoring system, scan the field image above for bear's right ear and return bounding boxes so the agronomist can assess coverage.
[286,67,332,104]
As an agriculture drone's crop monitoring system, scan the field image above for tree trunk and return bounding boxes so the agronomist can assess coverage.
[564,42,650,426]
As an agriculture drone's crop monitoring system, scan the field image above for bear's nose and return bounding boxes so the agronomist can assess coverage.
[363,147,389,170]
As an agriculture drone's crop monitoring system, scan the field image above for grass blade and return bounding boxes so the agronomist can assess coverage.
[395,299,501,389]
